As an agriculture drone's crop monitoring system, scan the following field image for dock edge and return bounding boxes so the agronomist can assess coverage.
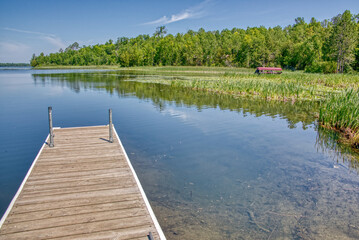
[113,125,167,240]
[0,125,167,240]
[0,135,50,228]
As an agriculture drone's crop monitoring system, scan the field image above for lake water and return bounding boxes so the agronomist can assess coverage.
[0,68,359,239]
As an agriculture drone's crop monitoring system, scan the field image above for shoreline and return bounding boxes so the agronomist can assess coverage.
[33,65,359,150]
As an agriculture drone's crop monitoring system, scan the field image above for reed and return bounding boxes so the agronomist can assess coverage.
[130,66,358,149]
[35,65,359,148]
[319,88,359,149]
[170,77,323,101]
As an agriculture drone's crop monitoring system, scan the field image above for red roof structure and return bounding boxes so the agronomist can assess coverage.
[255,67,282,74]
[257,67,282,71]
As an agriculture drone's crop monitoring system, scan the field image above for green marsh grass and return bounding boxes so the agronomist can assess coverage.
[125,67,358,149]
[36,65,359,148]
[319,89,359,149]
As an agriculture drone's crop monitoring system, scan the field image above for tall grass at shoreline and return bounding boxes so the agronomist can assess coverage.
[35,65,359,149]
[170,78,319,101]
[35,65,359,90]
[319,89,359,149]
[134,67,358,149]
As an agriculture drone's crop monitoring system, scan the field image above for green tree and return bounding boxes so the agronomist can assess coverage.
[331,10,358,72]
[30,11,359,73]
[154,26,167,38]
[30,54,38,67]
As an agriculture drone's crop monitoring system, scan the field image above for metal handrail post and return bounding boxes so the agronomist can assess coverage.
[148,232,154,240]
[48,107,54,147]
[109,109,113,143]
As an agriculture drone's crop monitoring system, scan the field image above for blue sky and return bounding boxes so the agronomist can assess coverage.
[0,0,358,63]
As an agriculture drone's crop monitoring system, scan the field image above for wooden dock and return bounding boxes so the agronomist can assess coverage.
[0,125,166,240]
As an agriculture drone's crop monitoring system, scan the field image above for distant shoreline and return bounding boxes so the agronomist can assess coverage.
[33,65,120,69]
[33,65,359,150]
[0,63,30,67]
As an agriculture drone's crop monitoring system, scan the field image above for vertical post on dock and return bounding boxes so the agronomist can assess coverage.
[148,232,154,240]
[48,106,54,147]
[109,109,113,143]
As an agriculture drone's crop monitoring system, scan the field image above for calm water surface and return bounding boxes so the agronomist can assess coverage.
[0,68,359,239]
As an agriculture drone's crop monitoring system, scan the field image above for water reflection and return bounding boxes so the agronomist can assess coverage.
[33,72,317,127]
[31,71,359,239]
[33,72,358,169]
[316,126,359,171]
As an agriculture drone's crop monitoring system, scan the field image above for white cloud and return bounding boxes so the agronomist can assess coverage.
[42,36,67,49]
[143,0,212,25]
[145,11,193,25]
[4,27,55,37]
[146,16,168,25]
[4,27,67,49]
[0,41,29,52]
[0,41,31,62]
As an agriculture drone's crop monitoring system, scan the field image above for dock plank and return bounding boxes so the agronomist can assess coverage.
[51,226,154,240]
[24,174,133,191]
[11,194,140,214]
[5,200,142,224]
[21,178,135,197]
[27,167,130,181]
[1,216,151,239]
[0,125,164,240]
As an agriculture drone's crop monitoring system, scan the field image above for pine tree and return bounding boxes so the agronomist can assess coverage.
[331,10,358,73]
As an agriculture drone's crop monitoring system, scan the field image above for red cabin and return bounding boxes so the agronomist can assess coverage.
[255,67,282,74]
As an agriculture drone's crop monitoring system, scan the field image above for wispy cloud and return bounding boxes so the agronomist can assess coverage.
[143,0,212,25]
[0,41,31,62]
[42,36,67,49]
[4,27,67,49]
[0,41,29,52]
[4,27,56,37]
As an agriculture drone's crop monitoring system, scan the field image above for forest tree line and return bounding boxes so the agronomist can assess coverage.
[0,63,30,67]
[31,10,359,73]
